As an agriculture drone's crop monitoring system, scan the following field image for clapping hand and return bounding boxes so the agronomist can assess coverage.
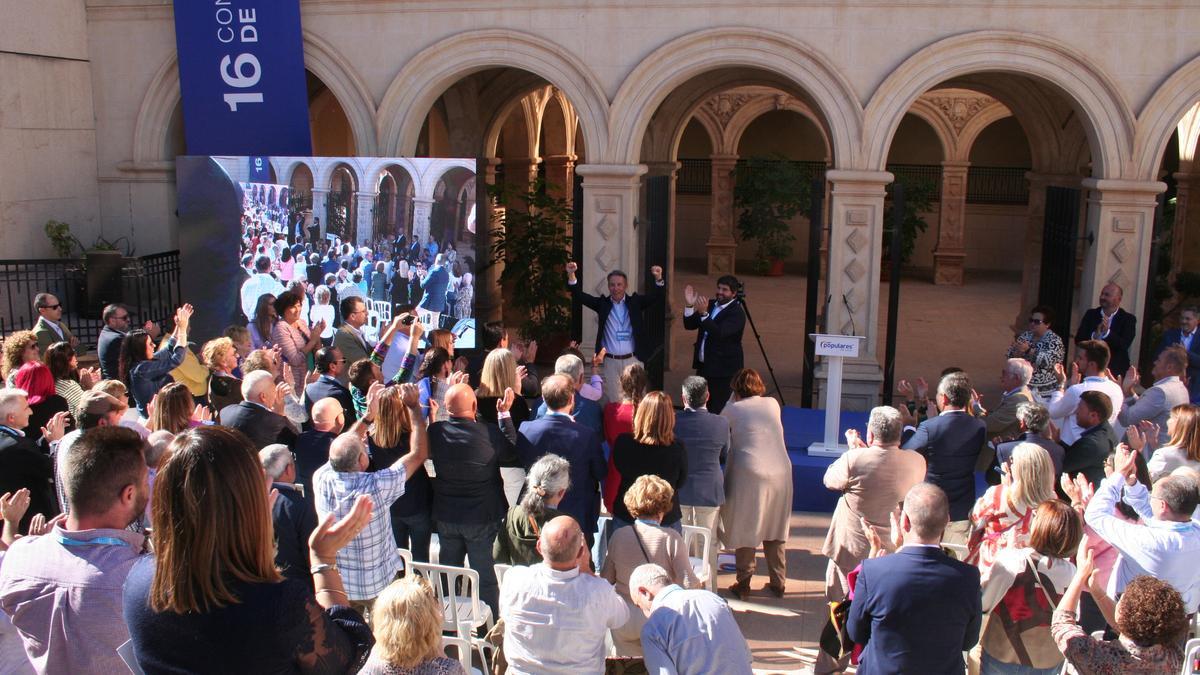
[897,379,915,401]
[914,377,929,400]
[516,365,528,384]
[449,370,470,386]
[275,381,293,403]
[1122,366,1140,395]
[1053,363,1067,386]
[845,428,866,449]
[861,516,885,558]
[41,411,70,443]
[144,320,162,339]
[684,284,697,307]
[1126,425,1147,454]
[1137,420,1160,447]
[281,362,295,389]
[1113,443,1139,484]
[1014,337,1031,354]
[28,513,65,536]
[191,404,212,424]
[1069,362,1082,386]
[497,387,516,414]
[526,340,537,363]
[398,383,421,409]
[305,368,320,386]
[694,295,709,312]
[0,489,31,526]
[79,366,99,390]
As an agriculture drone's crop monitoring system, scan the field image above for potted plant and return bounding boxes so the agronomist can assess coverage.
[487,178,575,348]
[733,157,811,275]
[882,175,934,271]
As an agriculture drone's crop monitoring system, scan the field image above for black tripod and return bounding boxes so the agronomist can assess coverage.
[737,287,785,407]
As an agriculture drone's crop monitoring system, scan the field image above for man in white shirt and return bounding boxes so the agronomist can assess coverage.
[500,516,628,675]
[1119,345,1190,444]
[239,255,285,322]
[1047,339,1124,445]
[1085,443,1200,613]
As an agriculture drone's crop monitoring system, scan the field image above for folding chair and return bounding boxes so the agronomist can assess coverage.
[494,563,512,590]
[363,309,381,343]
[442,636,491,675]
[682,524,716,592]
[408,560,495,642]
[1184,638,1200,675]
[594,515,613,569]
[397,547,413,576]
[371,300,392,324]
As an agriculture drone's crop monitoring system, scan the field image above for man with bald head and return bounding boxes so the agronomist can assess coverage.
[218,370,297,449]
[500,516,628,674]
[847,483,982,674]
[427,382,520,617]
[1076,282,1137,377]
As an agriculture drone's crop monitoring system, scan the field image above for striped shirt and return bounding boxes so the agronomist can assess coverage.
[312,463,407,601]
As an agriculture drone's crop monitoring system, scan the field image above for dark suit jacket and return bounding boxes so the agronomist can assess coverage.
[219,401,297,449]
[1076,307,1136,376]
[516,416,606,539]
[97,326,125,381]
[270,482,317,591]
[901,411,986,521]
[1063,421,1117,489]
[847,546,982,675]
[534,395,603,439]
[427,417,518,525]
[672,409,729,507]
[293,430,336,491]
[612,435,688,525]
[682,299,745,378]
[303,375,356,430]
[0,429,57,532]
[996,432,1064,477]
[568,279,665,361]
[1157,328,1200,402]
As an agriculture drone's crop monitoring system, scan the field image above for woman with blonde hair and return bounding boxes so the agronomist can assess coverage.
[148,382,202,434]
[601,474,698,656]
[967,442,1056,575]
[476,348,531,506]
[201,336,243,412]
[1130,403,1200,480]
[2,330,39,386]
[360,576,466,674]
[611,391,688,531]
[602,363,648,511]
[368,386,434,562]
[122,426,374,671]
[720,367,792,599]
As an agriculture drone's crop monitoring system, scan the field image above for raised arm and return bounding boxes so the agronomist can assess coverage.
[565,261,603,311]
[394,383,430,479]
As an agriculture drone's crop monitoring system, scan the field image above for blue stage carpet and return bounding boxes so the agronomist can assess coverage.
[781,406,989,513]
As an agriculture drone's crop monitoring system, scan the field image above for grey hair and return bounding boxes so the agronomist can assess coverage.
[629,563,672,595]
[259,444,292,481]
[681,376,708,409]
[1003,358,1034,386]
[241,370,275,402]
[903,482,950,540]
[145,430,174,469]
[520,454,571,517]
[1016,402,1050,433]
[937,373,972,408]
[554,354,585,383]
[328,433,365,472]
[0,388,29,421]
[315,285,331,304]
[1154,475,1200,517]
[867,406,903,445]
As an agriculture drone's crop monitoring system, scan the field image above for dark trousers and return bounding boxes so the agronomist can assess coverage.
[392,510,432,563]
[436,520,501,619]
[702,372,733,415]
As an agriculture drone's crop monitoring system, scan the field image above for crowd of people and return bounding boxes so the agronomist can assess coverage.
[0,267,1198,674]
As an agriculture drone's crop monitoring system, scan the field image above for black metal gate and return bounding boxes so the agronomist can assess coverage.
[643,175,671,391]
[571,174,584,344]
[1038,186,1083,343]
[801,176,826,408]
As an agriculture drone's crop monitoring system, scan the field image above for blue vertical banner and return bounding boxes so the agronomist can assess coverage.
[171,0,312,156]
[248,156,272,181]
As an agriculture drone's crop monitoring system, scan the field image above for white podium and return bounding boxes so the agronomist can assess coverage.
[808,334,866,458]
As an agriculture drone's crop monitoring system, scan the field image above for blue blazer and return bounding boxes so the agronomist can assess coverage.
[418,265,450,313]
[901,411,986,521]
[847,546,982,675]
[303,375,356,430]
[672,409,730,507]
[516,415,606,539]
[534,396,603,440]
[1157,328,1200,402]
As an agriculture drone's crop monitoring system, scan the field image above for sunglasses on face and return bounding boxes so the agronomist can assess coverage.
[41,304,62,311]
[1028,318,1045,325]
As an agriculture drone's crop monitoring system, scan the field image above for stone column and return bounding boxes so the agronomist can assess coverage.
[411,198,434,246]
[354,191,376,246]
[574,163,647,354]
[818,170,892,411]
[543,154,577,204]
[645,160,681,372]
[706,154,739,275]
[1079,179,1166,360]
[933,161,970,285]
[502,157,540,202]
[310,188,328,239]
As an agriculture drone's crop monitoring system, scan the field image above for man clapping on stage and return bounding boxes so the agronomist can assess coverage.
[682,276,745,414]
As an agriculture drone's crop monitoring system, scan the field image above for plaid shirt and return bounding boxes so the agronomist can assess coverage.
[312,462,407,601]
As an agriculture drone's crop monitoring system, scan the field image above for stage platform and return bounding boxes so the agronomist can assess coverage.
[782,406,988,514]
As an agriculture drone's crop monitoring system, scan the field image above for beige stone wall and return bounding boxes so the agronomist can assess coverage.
[1,0,100,257]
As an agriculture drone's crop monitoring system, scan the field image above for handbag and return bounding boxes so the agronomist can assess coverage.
[980,554,1061,668]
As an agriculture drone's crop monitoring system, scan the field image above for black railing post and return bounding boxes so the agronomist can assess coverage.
[802,176,824,408]
[882,183,905,406]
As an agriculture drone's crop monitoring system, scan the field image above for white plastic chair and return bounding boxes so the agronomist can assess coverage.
[408,560,494,641]
[682,524,716,591]
[397,547,413,575]
[595,515,612,569]
[442,636,489,675]
[371,300,392,324]
[117,639,144,675]
[494,563,512,590]
[364,309,381,342]
[1183,638,1200,675]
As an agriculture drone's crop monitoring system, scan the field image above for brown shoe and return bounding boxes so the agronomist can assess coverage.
[764,583,785,598]
[728,582,750,601]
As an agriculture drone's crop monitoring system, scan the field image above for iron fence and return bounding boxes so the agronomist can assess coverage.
[967,166,1030,204]
[677,159,712,194]
[886,164,943,201]
[0,251,181,351]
